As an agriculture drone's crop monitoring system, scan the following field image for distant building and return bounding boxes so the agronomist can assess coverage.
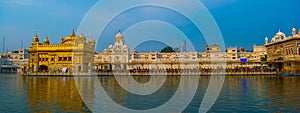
[226,47,238,60]
[0,48,29,66]
[95,32,268,72]
[265,28,300,74]
[0,48,29,72]
[94,31,129,71]
[206,45,221,53]
[252,45,267,62]
[28,28,95,74]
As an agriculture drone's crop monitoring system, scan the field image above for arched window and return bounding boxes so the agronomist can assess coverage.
[115,56,120,62]
[298,48,300,55]
[122,57,126,62]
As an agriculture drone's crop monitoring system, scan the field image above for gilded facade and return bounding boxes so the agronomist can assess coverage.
[265,28,300,74]
[29,28,95,74]
[27,28,300,75]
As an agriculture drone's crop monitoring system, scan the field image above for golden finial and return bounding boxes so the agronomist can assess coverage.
[71,27,76,36]
[35,31,38,37]
[34,30,39,40]
[33,30,39,43]
[44,35,50,44]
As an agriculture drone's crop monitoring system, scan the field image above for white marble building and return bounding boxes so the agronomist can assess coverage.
[95,32,267,71]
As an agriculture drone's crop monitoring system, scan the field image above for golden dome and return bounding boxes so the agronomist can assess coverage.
[34,35,38,40]
[33,32,39,42]
[80,33,85,37]
[63,28,77,44]
[89,38,95,43]
[44,36,50,45]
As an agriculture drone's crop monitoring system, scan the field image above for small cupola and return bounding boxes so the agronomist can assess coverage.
[44,35,50,45]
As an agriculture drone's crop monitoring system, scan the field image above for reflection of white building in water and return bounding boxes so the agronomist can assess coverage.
[94,32,268,71]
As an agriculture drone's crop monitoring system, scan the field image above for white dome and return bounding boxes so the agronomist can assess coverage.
[276,31,285,35]
[276,29,285,36]
[108,44,113,49]
[274,30,285,38]
[115,32,123,39]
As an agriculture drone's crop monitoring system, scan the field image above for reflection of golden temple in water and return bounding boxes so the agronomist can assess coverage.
[10,75,299,112]
[26,76,94,112]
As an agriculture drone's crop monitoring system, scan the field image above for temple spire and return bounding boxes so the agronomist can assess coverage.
[33,30,39,41]
[71,27,76,36]
[44,35,50,45]
[35,31,38,37]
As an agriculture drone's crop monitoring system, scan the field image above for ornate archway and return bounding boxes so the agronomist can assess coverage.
[39,65,48,72]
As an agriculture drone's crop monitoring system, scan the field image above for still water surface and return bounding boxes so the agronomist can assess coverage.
[0,74,299,112]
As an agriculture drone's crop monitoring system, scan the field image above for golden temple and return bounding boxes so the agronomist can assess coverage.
[28,28,95,74]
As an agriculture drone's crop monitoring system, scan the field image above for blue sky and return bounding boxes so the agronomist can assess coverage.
[0,0,299,52]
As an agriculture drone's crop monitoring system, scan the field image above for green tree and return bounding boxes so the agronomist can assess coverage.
[160,46,175,53]
[261,55,267,61]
